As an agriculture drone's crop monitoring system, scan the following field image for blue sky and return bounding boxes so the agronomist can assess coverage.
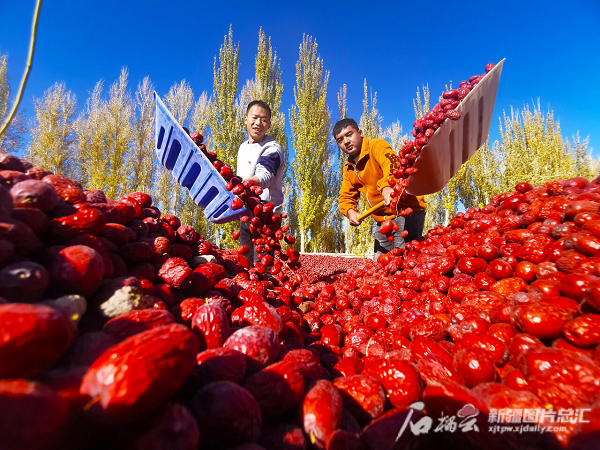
[1,0,599,158]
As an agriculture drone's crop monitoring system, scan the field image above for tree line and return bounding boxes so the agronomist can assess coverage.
[0,27,596,255]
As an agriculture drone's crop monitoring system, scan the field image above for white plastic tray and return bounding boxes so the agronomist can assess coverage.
[406,59,505,196]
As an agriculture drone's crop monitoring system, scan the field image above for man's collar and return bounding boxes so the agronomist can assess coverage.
[347,136,370,165]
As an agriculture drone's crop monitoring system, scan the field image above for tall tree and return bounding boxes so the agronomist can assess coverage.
[72,69,134,198]
[104,68,134,199]
[338,84,347,121]
[289,35,335,253]
[0,52,25,153]
[359,79,383,140]
[495,103,576,193]
[190,91,211,146]
[73,80,108,191]
[566,133,597,180]
[384,120,405,154]
[126,76,155,194]
[164,80,194,125]
[413,84,430,122]
[28,82,77,177]
[210,25,245,170]
[250,28,286,153]
[237,27,288,190]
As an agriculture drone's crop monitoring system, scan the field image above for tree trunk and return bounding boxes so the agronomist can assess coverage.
[300,229,306,254]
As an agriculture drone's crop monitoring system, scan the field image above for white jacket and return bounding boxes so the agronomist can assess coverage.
[236,135,284,212]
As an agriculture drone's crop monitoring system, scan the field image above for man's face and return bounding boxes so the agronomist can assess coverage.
[335,126,363,159]
[245,105,271,143]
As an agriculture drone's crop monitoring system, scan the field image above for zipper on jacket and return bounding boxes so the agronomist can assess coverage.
[352,166,373,209]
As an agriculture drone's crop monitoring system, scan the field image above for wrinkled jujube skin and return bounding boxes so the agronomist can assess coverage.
[191,303,230,350]
[224,325,281,373]
[362,359,422,408]
[102,308,175,342]
[80,324,199,421]
[527,353,600,409]
[283,348,323,381]
[418,353,465,386]
[302,380,343,449]
[231,301,285,337]
[333,374,386,425]
[563,314,600,347]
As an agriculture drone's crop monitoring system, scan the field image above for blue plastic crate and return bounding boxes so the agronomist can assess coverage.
[154,92,247,224]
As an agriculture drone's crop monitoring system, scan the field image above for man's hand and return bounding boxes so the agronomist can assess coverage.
[382,186,394,206]
[347,209,362,226]
[243,176,260,184]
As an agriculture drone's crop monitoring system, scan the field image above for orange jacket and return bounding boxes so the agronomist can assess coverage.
[338,137,427,224]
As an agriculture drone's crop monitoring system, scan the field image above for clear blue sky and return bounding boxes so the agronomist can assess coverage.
[1,0,599,157]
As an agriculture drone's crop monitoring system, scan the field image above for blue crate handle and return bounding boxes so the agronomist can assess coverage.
[154,92,247,224]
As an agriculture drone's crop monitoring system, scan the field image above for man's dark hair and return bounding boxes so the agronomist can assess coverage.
[333,118,359,137]
[247,100,272,119]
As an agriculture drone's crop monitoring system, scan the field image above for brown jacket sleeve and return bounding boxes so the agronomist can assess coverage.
[373,140,399,192]
[338,168,360,217]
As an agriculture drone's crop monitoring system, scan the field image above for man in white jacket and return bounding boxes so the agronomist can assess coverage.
[236,100,285,264]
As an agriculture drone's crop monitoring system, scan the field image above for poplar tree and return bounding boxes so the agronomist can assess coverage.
[567,133,597,180]
[384,120,405,154]
[104,68,134,199]
[250,28,286,153]
[360,79,383,140]
[495,104,576,192]
[337,84,347,121]
[0,53,7,126]
[73,80,108,191]
[413,84,430,122]
[0,52,25,153]
[210,25,245,170]
[190,92,211,146]
[236,27,287,189]
[289,35,335,253]
[126,76,155,194]
[164,80,194,125]
[28,82,77,177]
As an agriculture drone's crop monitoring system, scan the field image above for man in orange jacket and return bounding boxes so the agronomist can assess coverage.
[335,118,427,258]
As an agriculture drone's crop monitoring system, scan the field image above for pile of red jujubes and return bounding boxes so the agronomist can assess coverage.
[380,63,496,239]
[2,148,600,450]
[282,253,368,284]
[188,130,300,277]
